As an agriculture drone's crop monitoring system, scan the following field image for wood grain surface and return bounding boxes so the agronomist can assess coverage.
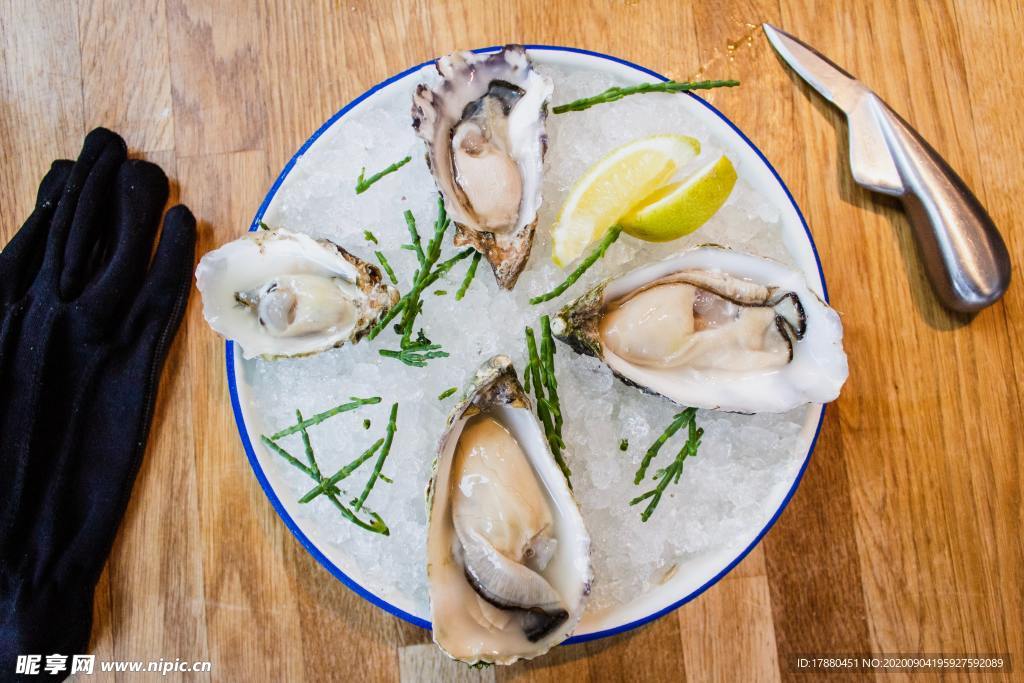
[2,1,1021,681]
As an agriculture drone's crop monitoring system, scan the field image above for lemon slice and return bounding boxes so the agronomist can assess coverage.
[620,155,737,242]
[551,135,700,266]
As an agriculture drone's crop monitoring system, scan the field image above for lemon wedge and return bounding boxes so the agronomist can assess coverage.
[550,135,700,266]
[620,154,737,242]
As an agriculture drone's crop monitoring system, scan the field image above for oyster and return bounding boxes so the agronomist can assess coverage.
[412,45,552,289]
[195,228,399,359]
[426,356,591,665]
[553,246,848,413]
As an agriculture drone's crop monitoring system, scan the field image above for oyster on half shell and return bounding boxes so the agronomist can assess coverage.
[195,228,399,359]
[552,246,848,413]
[412,45,553,289]
[426,356,591,665]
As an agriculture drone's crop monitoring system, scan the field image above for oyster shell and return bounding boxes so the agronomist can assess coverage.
[195,228,399,359]
[553,246,848,413]
[426,356,591,665]
[412,45,552,289]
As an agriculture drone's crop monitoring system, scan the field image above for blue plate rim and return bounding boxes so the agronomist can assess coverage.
[225,43,829,643]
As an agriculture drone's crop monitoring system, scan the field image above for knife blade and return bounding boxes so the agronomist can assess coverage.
[763,23,1010,313]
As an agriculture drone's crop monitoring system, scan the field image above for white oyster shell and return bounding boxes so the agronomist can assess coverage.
[412,45,552,289]
[553,246,849,413]
[426,356,592,665]
[195,228,399,359]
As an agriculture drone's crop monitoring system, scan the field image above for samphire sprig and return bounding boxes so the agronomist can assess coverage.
[299,439,382,503]
[397,199,452,348]
[455,251,482,301]
[530,226,622,305]
[524,317,571,487]
[261,397,396,535]
[355,403,398,510]
[368,201,448,342]
[375,251,398,285]
[355,155,411,194]
[269,396,381,439]
[370,196,477,366]
[552,79,740,114]
[630,408,703,522]
[380,335,449,367]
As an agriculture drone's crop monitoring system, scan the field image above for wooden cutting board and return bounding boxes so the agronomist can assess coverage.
[1,1,1020,680]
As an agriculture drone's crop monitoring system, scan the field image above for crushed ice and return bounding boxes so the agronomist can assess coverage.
[245,63,812,616]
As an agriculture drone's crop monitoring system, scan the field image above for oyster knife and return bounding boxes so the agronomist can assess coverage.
[763,23,1010,313]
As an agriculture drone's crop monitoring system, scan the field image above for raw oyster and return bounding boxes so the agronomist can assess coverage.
[552,246,848,413]
[426,356,591,665]
[195,228,399,359]
[412,45,552,289]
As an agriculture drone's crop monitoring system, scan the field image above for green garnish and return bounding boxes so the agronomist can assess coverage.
[525,319,571,487]
[634,410,689,483]
[260,435,314,478]
[363,229,379,244]
[619,439,629,451]
[398,199,450,348]
[553,79,740,114]
[296,410,321,477]
[455,251,482,301]
[433,290,447,296]
[368,200,446,343]
[299,439,383,503]
[379,340,449,367]
[630,408,703,522]
[379,473,393,484]
[325,496,388,534]
[262,398,389,535]
[404,209,425,266]
[369,198,475,367]
[438,387,457,401]
[363,418,371,430]
[530,226,623,304]
[355,155,412,194]
[371,249,475,343]
[375,250,398,284]
[355,403,398,510]
[540,316,564,437]
[427,249,475,285]
[258,220,271,231]
[269,396,381,440]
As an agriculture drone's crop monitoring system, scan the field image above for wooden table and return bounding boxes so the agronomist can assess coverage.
[2,1,1020,680]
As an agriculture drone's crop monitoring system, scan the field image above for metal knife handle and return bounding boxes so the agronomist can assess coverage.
[875,101,1011,312]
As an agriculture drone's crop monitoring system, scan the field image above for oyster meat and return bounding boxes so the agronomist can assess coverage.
[412,45,552,289]
[195,228,399,359]
[553,246,848,413]
[426,356,591,665]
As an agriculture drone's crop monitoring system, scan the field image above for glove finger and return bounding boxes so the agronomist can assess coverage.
[126,204,197,335]
[0,160,73,305]
[78,160,169,319]
[44,128,127,300]
[41,129,125,282]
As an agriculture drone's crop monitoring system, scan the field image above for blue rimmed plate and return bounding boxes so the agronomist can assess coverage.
[227,45,827,643]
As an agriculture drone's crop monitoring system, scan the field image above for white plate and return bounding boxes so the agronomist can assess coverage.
[227,45,828,643]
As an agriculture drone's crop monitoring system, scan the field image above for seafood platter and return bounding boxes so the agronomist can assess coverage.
[195,46,847,665]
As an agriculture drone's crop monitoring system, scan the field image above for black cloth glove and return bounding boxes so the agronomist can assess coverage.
[0,128,196,677]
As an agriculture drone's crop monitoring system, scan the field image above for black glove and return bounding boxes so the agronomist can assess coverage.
[0,128,196,676]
